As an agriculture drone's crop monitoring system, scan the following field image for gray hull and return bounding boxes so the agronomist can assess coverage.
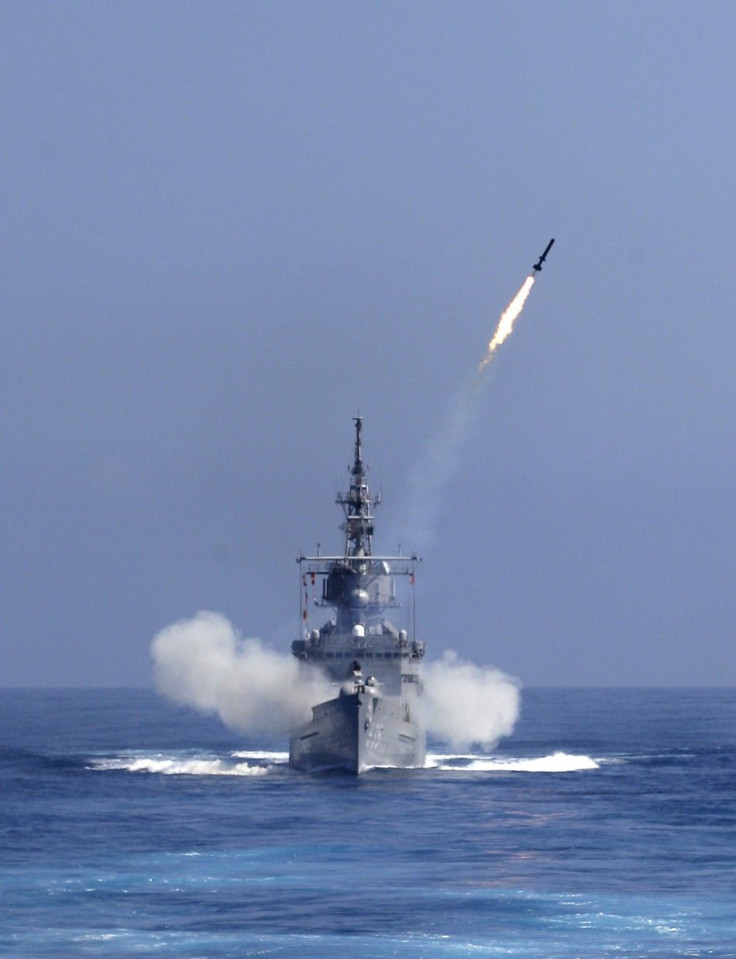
[290,690,426,774]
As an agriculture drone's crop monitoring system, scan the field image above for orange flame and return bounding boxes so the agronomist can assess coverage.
[479,274,535,371]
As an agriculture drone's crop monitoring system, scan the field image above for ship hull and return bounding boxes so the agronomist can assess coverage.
[289,690,426,774]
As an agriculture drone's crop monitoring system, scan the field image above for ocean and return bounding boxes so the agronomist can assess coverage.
[2,687,735,958]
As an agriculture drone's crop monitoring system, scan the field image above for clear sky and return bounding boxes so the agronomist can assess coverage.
[3,1,735,687]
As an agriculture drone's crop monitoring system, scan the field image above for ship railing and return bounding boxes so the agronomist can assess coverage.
[297,555,420,577]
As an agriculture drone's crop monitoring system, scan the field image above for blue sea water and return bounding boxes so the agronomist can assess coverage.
[2,688,735,958]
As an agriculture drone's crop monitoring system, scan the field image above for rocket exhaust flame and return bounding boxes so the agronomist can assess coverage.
[479,274,535,372]
[478,237,554,371]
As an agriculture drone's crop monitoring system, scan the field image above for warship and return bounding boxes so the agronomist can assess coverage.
[289,418,426,773]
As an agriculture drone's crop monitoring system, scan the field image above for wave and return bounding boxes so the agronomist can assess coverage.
[88,749,289,777]
[89,748,600,777]
[426,750,600,772]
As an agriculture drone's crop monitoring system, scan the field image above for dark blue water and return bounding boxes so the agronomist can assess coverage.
[2,688,735,957]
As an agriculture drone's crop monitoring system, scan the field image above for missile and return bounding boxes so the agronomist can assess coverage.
[532,238,555,272]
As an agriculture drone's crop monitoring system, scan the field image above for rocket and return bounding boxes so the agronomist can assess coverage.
[532,238,555,272]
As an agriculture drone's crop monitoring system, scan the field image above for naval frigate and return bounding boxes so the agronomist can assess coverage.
[289,418,426,773]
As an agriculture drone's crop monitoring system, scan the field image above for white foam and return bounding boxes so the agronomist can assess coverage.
[91,749,599,776]
[232,749,289,763]
[427,751,600,773]
[89,751,281,776]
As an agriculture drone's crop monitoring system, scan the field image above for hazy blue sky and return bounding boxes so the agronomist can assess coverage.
[3,1,735,687]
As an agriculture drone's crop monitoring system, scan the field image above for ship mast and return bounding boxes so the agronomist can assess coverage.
[336,416,381,557]
[296,418,421,641]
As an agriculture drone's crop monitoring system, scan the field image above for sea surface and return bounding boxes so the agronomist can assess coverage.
[2,687,735,958]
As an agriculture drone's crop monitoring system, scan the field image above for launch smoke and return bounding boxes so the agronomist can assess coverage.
[151,613,520,754]
[424,651,520,750]
[151,611,333,735]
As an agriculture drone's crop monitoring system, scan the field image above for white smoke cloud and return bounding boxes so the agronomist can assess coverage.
[424,650,520,750]
[151,615,519,755]
[150,611,333,735]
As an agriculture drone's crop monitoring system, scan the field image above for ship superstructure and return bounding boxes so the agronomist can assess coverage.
[289,418,426,773]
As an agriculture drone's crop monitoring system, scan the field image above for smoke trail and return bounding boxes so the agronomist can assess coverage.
[424,650,520,750]
[394,272,537,550]
[151,611,333,735]
[396,371,482,550]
